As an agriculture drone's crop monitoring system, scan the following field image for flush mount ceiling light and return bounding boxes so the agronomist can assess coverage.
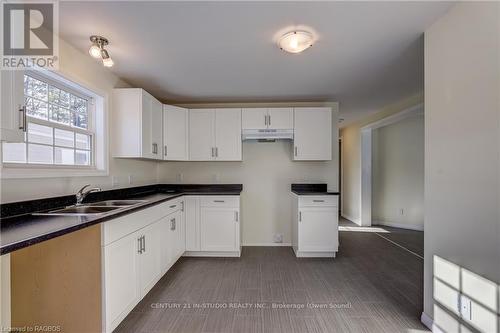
[278,30,314,54]
[88,35,114,67]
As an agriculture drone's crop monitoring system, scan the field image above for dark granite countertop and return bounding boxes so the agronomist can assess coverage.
[290,183,340,196]
[0,184,242,255]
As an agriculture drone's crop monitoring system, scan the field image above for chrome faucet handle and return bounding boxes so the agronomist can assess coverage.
[76,184,101,205]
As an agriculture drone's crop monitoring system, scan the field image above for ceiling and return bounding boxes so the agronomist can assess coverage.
[59,1,453,126]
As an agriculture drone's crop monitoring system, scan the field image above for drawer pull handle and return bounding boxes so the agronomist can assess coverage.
[313,200,325,203]
[169,205,177,208]
[213,200,225,203]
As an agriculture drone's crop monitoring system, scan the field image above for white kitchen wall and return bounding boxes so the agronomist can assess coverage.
[340,93,423,224]
[158,108,339,245]
[372,115,424,230]
[0,38,159,203]
[424,2,500,330]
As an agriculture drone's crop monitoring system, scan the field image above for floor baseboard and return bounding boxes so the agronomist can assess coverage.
[421,312,444,333]
[373,220,424,231]
[341,213,361,225]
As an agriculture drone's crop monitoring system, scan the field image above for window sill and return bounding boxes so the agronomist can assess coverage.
[0,165,109,179]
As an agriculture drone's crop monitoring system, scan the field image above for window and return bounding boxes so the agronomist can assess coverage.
[2,73,94,167]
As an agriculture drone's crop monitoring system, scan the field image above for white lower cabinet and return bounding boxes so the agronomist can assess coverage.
[292,195,339,258]
[103,232,140,332]
[200,207,239,252]
[184,196,241,257]
[103,200,183,333]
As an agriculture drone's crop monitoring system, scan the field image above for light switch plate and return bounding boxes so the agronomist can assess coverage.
[460,295,472,321]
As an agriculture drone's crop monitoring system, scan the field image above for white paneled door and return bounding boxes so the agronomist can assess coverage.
[189,109,216,161]
[163,105,188,160]
[294,107,332,160]
[215,108,242,161]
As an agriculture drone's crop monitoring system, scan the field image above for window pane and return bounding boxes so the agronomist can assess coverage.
[55,128,74,147]
[28,144,53,164]
[75,150,90,165]
[75,133,90,149]
[49,105,71,125]
[2,142,26,163]
[72,112,88,129]
[28,122,53,145]
[55,147,74,165]
[71,95,87,113]
[28,99,48,120]
[48,86,60,105]
[31,77,48,101]
[60,90,70,108]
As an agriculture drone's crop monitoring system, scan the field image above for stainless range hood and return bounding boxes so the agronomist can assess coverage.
[242,129,294,141]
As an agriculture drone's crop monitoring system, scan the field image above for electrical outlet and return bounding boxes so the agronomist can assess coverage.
[459,295,472,321]
[111,176,120,187]
[400,208,404,215]
[177,173,184,182]
[273,234,283,243]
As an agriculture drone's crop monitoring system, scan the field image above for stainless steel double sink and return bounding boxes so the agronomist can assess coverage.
[34,200,147,216]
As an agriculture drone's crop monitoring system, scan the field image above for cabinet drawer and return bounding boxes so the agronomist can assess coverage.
[200,196,240,208]
[298,196,337,207]
[157,198,183,216]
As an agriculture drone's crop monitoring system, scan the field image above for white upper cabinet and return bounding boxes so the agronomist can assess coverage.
[189,109,216,161]
[113,88,163,160]
[293,107,332,161]
[242,107,293,130]
[163,105,188,160]
[189,108,242,161]
[1,70,25,142]
[242,108,267,130]
[215,108,242,161]
[267,108,293,129]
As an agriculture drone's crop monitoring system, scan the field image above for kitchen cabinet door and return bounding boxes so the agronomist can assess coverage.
[150,97,163,160]
[172,209,185,258]
[294,107,332,160]
[185,197,200,251]
[163,105,188,160]
[242,108,267,130]
[159,215,174,273]
[267,108,293,129]
[298,208,337,252]
[138,221,162,297]
[1,70,25,142]
[215,108,242,161]
[200,207,239,252]
[104,232,140,333]
[189,109,215,161]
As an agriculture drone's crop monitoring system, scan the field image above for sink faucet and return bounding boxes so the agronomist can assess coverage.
[76,184,102,206]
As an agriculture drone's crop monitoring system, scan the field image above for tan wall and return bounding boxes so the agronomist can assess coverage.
[0,38,159,203]
[424,2,500,329]
[372,115,424,230]
[340,93,424,224]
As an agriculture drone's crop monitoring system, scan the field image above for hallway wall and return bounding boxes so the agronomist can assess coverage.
[372,115,424,230]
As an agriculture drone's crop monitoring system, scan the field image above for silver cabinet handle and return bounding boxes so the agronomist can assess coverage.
[169,204,177,209]
[214,200,225,203]
[269,115,271,126]
[153,143,158,154]
[181,201,184,212]
[299,211,302,222]
[142,235,146,253]
[18,105,26,131]
[264,114,268,126]
[137,236,142,254]
[215,147,218,157]
[211,147,215,158]
[313,200,325,203]
[164,145,168,156]
[170,218,176,230]
[235,211,239,222]
[294,146,298,156]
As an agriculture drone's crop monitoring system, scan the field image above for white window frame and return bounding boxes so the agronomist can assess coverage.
[0,69,108,178]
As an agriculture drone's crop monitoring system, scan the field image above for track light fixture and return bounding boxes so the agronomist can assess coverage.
[88,35,114,67]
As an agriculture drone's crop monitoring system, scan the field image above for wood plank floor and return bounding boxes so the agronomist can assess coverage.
[115,220,426,333]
